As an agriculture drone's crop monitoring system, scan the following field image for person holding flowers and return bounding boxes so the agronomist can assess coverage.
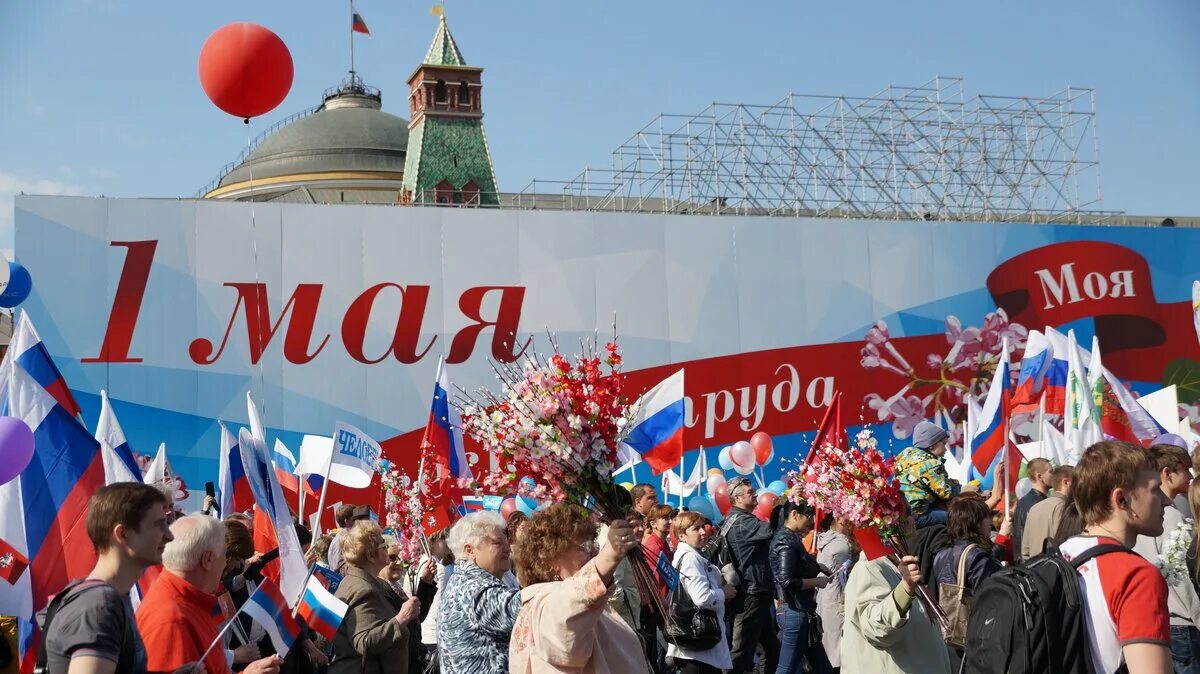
[843,519,952,674]
[508,503,648,674]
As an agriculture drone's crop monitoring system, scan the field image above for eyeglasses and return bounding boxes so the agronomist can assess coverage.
[388,554,399,562]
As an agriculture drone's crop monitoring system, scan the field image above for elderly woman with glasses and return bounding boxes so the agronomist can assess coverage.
[330,521,423,674]
[508,503,648,674]
[379,537,438,673]
[438,511,523,674]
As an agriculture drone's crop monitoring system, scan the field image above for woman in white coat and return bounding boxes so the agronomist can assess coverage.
[666,510,735,674]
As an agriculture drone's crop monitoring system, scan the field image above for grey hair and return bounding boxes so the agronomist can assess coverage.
[447,511,505,559]
[162,513,225,572]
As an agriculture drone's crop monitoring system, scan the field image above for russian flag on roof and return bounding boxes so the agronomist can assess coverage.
[351,12,370,35]
[243,577,303,657]
[623,370,685,475]
[0,313,104,633]
[217,422,253,516]
[95,389,142,485]
[970,339,1013,476]
[421,357,472,482]
[296,571,348,642]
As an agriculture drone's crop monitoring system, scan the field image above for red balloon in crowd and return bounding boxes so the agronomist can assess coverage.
[199,23,294,119]
[750,432,774,465]
[713,483,732,515]
[753,504,773,521]
[757,491,778,511]
[499,496,518,522]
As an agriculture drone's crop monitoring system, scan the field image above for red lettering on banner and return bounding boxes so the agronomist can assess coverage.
[188,284,330,365]
[83,240,158,363]
[448,286,531,364]
[342,284,437,364]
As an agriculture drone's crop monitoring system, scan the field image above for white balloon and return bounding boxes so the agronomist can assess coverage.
[1015,477,1033,500]
[706,473,726,494]
[731,440,755,469]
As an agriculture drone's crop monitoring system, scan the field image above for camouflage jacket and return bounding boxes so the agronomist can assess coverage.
[894,446,960,516]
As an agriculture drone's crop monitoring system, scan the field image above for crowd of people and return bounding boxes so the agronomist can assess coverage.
[23,419,1200,674]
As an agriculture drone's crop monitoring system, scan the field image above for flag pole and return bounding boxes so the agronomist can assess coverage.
[298,474,307,525]
[349,0,356,79]
[312,438,336,537]
[201,582,262,663]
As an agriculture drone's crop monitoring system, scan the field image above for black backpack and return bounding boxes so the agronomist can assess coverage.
[700,515,741,588]
[962,542,1128,674]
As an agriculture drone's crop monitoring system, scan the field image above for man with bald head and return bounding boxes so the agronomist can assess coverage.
[136,514,282,674]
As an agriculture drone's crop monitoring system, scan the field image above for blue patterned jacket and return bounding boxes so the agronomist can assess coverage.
[437,561,522,674]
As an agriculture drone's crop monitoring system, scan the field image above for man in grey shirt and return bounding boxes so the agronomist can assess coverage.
[42,482,194,674]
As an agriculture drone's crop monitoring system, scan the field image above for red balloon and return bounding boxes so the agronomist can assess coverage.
[199,23,294,119]
[750,432,774,465]
[757,491,778,511]
[499,497,517,522]
[714,483,732,516]
[753,504,772,522]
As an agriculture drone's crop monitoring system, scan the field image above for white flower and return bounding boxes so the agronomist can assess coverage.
[1158,518,1195,587]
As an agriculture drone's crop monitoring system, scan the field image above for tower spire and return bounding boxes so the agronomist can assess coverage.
[423,14,466,66]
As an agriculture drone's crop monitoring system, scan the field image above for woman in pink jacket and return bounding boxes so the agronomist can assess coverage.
[508,503,649,674]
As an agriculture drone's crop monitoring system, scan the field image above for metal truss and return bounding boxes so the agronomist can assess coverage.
[522,77,1110,223]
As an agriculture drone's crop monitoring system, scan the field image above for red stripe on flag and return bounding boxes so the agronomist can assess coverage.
[29,452,104,611]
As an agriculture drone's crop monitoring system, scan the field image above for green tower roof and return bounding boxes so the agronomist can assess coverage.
[423,16,466,66]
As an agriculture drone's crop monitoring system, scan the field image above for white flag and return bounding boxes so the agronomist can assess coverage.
[96,390,142,484]
[142,442,169,486]
[328,422,381,488]
[1063,330,1101,464]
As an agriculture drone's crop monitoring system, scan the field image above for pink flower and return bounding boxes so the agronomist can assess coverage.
[861,343,883,369]
[865,320,891,346]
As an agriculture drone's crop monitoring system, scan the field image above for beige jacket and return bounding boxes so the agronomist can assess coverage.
[508,558,649,674]
[842,554,951,674]
[1021,492,1069,560]
[330,565,410,674]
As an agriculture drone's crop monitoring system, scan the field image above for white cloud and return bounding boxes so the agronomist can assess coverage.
[0,170,87,260]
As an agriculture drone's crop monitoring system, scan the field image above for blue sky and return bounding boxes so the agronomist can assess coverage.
[2,0,1199,253]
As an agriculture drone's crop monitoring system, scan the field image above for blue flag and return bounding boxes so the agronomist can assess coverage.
[654,550,679,591]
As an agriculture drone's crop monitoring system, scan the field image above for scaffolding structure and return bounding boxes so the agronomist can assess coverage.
[521,77,1111,222]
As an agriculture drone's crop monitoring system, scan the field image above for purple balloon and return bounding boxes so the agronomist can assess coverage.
[0,417,34,486]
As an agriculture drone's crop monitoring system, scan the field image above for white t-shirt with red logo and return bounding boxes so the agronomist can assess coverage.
[1059,535,1171,674]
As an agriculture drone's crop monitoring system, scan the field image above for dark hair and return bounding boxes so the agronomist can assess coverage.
[86,483,171,553]
[770,499,815,530]
[335,504,358,528]
[294,523,313,549]
[1150,444,1192,473]
[946,496,992,545]
[630,484,656,503]
[1073,441,1156,525]
[1051,465,1075,489]
[1054,494,1085,544]
[224,520,255,560]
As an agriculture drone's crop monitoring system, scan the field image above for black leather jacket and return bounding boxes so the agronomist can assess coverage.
[725,507,776,595]
[770,527,821,612]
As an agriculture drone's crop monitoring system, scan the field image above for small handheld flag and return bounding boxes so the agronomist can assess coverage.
[297,571,349,641]
[312,563,344,594]
[0,536,29,585]
[623,370,686,474]
[242,578,302,657]
[654,550,679,591]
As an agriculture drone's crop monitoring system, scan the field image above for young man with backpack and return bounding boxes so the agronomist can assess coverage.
[41,482,202,674]
[964,440,1172,674]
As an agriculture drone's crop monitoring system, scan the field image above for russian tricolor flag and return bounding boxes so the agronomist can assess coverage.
[243,577,303,657]
[421,357,472,482]
[0,313,105,656]
[217,422,253,517]
[240,426,308,607]
[12,322,80,418]
[623,370,685,475]
[296,571,348,642]
[970,339,1013,478]
[1042,327,1086,417]
[272,439,316,501]
[95,389,142,485]
[1012,331,1052,414]
[351,12,370,35]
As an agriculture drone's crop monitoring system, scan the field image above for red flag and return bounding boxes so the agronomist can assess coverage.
[808,391,846,463]
[254,506,282,583]
[0,536,29,585]
[854,527,897,561]
[805,391,844,552]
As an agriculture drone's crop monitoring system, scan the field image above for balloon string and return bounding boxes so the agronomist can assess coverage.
[245,120,269,440]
